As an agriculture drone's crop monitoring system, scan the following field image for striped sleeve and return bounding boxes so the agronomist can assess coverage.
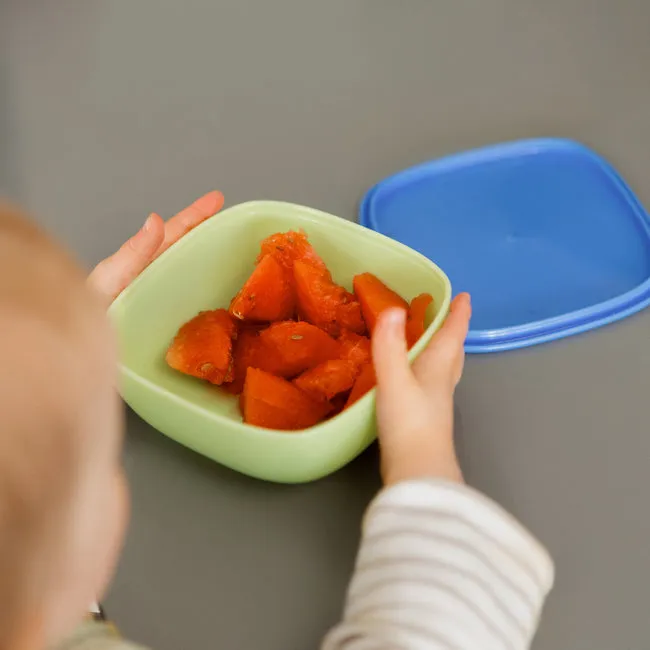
[322,480,554,650]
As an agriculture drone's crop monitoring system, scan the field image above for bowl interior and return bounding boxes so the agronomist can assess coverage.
[110,201,451,430]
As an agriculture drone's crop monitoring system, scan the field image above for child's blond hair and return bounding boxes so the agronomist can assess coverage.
[0,204,120,649]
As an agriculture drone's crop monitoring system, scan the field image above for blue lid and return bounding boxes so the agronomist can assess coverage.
[360,139,650,353]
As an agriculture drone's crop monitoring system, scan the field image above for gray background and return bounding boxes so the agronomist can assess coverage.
[2,1,650,648]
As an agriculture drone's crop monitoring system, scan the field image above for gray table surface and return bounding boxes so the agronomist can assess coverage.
[2,1,650,648]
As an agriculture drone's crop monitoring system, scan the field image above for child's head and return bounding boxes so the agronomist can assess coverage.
[0,204,128,649]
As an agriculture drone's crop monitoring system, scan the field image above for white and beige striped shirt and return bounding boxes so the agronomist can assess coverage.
[57,480,553,650]
[324,479,553,649]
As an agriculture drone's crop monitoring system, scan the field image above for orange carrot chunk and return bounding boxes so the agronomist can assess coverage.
[222,327,268,395]
[229,254,295,322]
[339,330,372,368]
[353,273,409,334]
[344,363,376,409]
[293,260,338,332]
[294,259,366,337]
[406,293,434,349]
[293,359,359,402]
[328,393,350,418]
[257,321,340,378]
[258,230,327,272]
[336,292,367,336]
[166,309,236,385]
[242,368,331,430]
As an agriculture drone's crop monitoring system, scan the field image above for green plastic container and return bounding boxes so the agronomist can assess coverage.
[109,201,452,483]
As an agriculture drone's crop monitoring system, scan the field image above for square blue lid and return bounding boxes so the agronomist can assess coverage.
[360,139,650,352]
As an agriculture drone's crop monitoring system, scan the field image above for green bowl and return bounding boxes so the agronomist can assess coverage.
[109,201,451,483]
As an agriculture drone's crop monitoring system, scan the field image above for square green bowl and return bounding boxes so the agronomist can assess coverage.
[109,201,452,483]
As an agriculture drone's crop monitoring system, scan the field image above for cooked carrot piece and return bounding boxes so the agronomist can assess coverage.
[293,260,366,337]
[242,368,331,430]
[327,393,349,418]
[336,292,367,335]
[406,293,434,349]
[339,330,372,367]
[236,320,269,334]
[293,359,359,401]
[293,260,337,331]
[258,321,340,378]
[258,230,327,272]
[353,273,409,334]
[166,309,236,385]
[222,327,268,395]
[344,363,376,409]
[229,254,294,322]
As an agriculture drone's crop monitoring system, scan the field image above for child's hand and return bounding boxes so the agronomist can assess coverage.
[372,293,471,486]
[88,191,224,302]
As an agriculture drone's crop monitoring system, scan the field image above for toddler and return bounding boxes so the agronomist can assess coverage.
[0,192,553,650]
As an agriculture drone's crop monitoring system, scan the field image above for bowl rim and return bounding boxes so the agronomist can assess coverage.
[109,200,452,439]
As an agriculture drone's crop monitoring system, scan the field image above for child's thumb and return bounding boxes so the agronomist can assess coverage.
[372,309,414,401]
[88,213,165,302]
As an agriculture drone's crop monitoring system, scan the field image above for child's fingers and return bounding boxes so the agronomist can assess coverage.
[155,190,224,258]
[88,213,165,301]
[440,293,472,345]
[87,191,224,302]
[413,293,471,385]
[372,308,416,402]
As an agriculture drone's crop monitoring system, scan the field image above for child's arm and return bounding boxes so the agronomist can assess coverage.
[323,297,554,649]
[323,479,553,650]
